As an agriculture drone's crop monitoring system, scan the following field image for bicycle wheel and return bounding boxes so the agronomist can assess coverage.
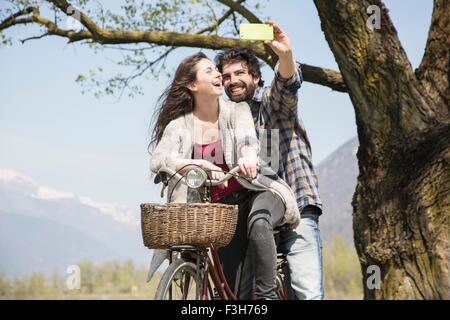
[154,258,201,300]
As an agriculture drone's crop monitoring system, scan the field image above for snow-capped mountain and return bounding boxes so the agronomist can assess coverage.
[0,169,149,278]
[0,169,138,226]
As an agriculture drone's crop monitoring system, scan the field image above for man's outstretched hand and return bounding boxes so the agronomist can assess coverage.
[264,20,293,57]
[264,20,296,79]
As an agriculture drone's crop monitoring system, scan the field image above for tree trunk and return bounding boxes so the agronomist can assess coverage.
[314,0,450,299]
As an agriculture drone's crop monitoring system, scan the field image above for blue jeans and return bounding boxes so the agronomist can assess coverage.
[278,207,324,300]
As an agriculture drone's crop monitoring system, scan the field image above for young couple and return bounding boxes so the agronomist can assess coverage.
[149,21,323,300]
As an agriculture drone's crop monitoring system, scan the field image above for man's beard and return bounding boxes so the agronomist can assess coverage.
[225,81,257,103]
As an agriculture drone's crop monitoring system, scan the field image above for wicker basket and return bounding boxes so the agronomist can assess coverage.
[140,203,238,249]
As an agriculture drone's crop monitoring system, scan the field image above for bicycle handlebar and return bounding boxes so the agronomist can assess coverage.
[157,165,242,187]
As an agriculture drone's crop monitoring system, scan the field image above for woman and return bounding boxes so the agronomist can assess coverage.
[149,52,300,300]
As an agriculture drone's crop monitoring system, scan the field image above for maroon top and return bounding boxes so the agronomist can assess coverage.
[192,140,243,202]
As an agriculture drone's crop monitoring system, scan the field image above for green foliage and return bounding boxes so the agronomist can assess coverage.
[0,274,12,296]
[1,0,267,99]
[323,235,363,299]
[0,259,157,300]
[1,32,12,46]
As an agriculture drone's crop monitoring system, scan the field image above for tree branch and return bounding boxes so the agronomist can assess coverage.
[301,63,346,92]
[314,0,439,144]
[0,0,347,93]
[0,7,36,30]
[96,0,247,98]
[216,0,262,23]
[231,11,240,34]
[197,0,246,34]
[117,48,174,100]
[415,0,450,114]
[20,32,50,44]
[47,0,101,37]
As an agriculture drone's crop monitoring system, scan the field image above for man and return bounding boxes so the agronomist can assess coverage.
[215,20,324,300]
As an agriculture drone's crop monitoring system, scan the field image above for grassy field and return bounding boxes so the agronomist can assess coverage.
[0,236,362,300]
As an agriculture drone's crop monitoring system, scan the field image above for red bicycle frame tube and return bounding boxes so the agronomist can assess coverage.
[198,245,238,300]
[210,245,237,300]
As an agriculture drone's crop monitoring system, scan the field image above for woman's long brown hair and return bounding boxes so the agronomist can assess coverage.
[148,52,208,153]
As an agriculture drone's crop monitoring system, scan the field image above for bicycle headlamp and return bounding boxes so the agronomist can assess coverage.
[185,167,208,189]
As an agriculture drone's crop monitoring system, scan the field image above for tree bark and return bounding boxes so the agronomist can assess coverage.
[314,0,450,299]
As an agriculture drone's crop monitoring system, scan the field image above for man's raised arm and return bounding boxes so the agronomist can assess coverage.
[264,20,302,117]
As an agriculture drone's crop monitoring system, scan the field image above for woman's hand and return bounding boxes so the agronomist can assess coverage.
[201,160,228,189]
[238,145,258,178]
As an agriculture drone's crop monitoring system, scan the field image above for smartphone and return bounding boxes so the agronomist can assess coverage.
[239,23,274,41]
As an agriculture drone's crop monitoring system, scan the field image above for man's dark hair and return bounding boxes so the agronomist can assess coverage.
[215,48,264,87]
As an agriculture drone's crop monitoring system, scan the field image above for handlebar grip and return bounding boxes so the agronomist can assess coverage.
[208,166,241,186]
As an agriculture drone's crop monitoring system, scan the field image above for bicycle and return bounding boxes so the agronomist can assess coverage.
[141,165,292,300]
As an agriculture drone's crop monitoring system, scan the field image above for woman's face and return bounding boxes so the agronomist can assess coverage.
[189,58,223,97]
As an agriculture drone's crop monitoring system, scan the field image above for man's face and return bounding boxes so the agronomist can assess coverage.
[222,61,260,103]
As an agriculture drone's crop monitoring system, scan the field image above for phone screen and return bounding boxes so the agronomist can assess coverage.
[239,24,274,41]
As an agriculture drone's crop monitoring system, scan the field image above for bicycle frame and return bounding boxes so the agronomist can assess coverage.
[152,165,290,300]
[164,244,289,300]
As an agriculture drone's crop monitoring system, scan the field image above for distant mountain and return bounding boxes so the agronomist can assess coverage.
[0,169,150,278]
[316,137,359,245]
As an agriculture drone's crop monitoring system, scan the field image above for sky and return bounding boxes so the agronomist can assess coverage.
[0,0,433,210]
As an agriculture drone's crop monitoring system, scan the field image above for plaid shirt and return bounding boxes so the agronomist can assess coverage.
[250,64,323,213]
